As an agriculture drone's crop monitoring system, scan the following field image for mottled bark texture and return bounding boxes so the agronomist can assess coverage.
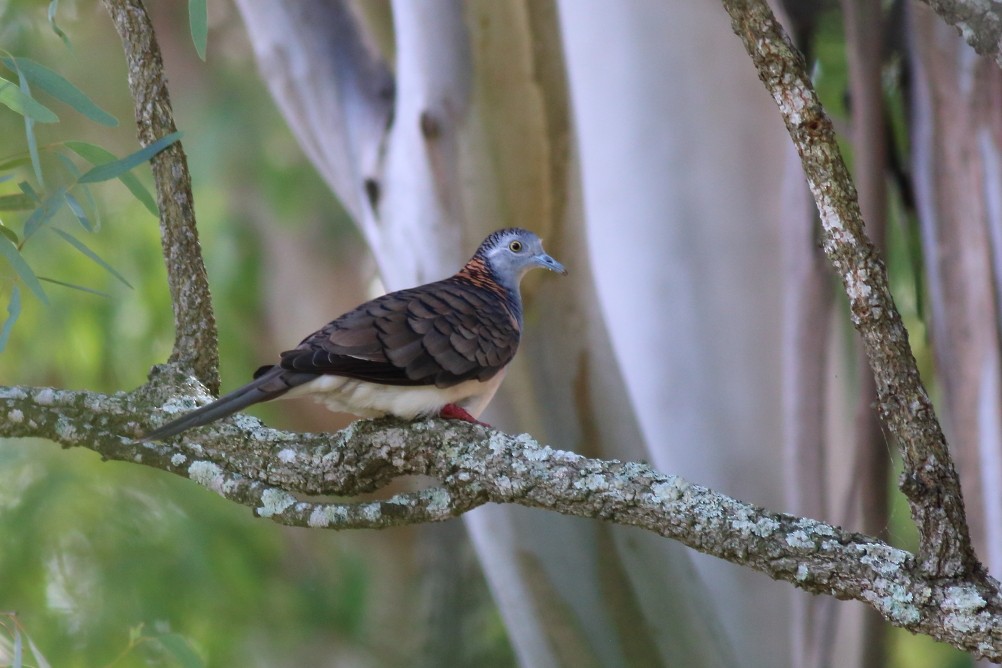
[2,385,1002,658]
[722,0,977,581]
[917,0,1002,69]
[101,0,220,393]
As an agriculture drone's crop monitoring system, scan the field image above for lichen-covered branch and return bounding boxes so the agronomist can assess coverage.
[721,0,977,582]
[1,383,1001,659]
[101,0,220,393]
[916,0,1002,69]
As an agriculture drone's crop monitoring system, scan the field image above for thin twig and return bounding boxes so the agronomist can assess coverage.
[101,0,220,393]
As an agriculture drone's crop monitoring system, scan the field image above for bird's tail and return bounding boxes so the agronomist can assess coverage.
[138,366,314,442]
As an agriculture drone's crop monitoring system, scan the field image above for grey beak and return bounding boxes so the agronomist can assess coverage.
[540,253,568,275]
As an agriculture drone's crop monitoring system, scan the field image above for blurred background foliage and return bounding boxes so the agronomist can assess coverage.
[0,2,466,666]
[0,1,981,667]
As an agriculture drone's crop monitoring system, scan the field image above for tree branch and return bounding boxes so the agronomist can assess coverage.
[1,384,1001,658]
[101,0,220,393]
[721,0,977,581]
[915,0,1002,69]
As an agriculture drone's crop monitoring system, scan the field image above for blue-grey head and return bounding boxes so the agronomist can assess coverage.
[477,228,567,293]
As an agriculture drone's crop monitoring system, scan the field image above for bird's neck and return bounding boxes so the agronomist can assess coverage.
[455,256,523,326]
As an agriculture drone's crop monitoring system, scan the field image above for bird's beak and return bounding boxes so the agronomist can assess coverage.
[539,253,568,275]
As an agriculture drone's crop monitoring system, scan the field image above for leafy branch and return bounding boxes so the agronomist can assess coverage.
[0,46,177,350]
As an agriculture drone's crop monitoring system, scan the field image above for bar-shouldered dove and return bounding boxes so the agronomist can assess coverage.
[140,228,566,441]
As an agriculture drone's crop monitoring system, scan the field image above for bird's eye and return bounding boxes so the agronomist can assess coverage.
[509,240,523,252]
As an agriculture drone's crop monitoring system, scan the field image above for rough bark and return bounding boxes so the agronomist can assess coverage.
[102,0,219,393]
[916,0,1002,69]
[1,385,1002,658]
[723,0,977,581]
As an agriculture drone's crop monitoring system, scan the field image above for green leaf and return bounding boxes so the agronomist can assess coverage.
[22,188,66,240]
[37,276,110,298]
[48,0,70,48]
[0,194,33,211]
[0,235,47,303]
[189,0,208,61]
[62,192,91,232]
[54,153,97,231]
[0,222,18,244]
[64,141,158,216]
[0,155,30,171]
[15,70,46,188]
[77,131,182,183]
[76,183,100,229]
[17,181,40,204]
[52,228,132,288]
[25,116,43,188]
[1,58,116,127]
[0,174,12,183]
[152,633,204,668]
[0,77,58,122]
[0,286,20,351]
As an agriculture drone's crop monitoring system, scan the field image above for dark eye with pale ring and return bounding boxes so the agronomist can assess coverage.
[509,240,523,252]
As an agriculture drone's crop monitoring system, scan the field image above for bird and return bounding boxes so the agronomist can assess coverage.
[140,227,566,442]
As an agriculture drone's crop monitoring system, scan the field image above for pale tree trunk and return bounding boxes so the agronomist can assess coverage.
[910,2,1002,583]
[559,2,795,665]
[842,1,891,665]
[779,141,838,668]
[235,1,732,665]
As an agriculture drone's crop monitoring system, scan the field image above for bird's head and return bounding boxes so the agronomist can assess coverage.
[479,228,567,289]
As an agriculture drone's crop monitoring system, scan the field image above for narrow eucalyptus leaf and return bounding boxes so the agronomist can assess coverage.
[22,189,66,240]
[17,181,40,204]
[62,192,91,232]
[65,141,157,216]
[0,223,18,244]
[37,276,110,298]
[0,76,58,122]
[2,57,116,126]
[0,236,47,303]
[0,194,33,211]
[48,0,71,47]
[0,286,20,351]
[52,228,133,288]
[189,0,208,61]
[0,156,31,172]
[77,131,182,183]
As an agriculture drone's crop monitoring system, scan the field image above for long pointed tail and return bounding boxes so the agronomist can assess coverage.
[139,366,314,442]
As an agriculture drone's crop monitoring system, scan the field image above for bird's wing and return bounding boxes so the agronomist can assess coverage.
[275,278,521,388]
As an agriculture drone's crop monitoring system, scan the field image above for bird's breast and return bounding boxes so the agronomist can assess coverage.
[282,369,507,420]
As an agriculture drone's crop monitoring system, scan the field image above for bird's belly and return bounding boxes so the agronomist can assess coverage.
[283,370,506,420]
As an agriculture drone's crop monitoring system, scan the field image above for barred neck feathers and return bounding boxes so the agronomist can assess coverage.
[454,227,567,329]
[454,254,523,328]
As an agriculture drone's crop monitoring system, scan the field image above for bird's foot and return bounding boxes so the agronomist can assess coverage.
[439,403,490,426]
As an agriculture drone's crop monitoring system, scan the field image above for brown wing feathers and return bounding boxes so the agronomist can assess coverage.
[273,274,520,388]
